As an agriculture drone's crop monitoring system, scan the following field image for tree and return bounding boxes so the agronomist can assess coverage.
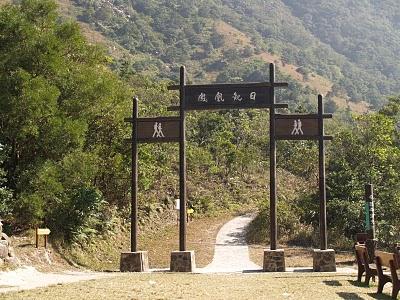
[323,110,400,245]
[0,145,13,226]
[0,0,131,239]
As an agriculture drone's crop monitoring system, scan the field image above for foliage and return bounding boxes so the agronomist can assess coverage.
[0,145,13,222]
[0,0,131,240]
[69,0,400,108]
[298,100,400,246]
[2,0,400,252]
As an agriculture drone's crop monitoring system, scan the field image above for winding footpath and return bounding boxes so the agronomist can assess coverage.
[199,214,261,273]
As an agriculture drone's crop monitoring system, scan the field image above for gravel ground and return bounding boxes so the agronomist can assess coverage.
[0,266,115,293]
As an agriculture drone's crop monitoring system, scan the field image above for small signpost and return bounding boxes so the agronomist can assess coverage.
[365,184,375,239]
[364,184,377,263]
[35,228,50,248]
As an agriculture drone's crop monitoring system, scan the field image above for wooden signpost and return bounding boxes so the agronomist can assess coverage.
[274,95,332,250]
[168,64,289,272]
[35,228,50,248]
[123,64,336,273]
[120,98,182,272]
[273,95,336,272]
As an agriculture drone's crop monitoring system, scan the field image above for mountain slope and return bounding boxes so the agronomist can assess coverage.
[60,0,400,109]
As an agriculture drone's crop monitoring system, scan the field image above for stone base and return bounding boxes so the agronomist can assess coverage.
[170,251,196,272]
[120,251,149,272]
[263,249,285,272]
[313,249,336,272]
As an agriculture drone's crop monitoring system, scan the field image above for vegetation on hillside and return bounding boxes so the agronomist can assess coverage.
[69,0,400,108]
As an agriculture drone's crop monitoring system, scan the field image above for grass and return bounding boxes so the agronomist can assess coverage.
[63,213,234,271]
[142,214,233,268]
[3,272,395,300]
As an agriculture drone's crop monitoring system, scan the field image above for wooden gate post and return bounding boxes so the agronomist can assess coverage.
[120,97,149,272]
[179,66,187,252]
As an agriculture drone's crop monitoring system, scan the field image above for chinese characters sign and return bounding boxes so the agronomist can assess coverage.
[183,83,284,110]
[275,115,320,140]
[130,117,180,143]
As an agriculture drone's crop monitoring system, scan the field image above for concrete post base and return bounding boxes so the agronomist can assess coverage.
[313,249,336,272]
[263,249,285,272]
[120,251,149,272]
[170,250,196,272]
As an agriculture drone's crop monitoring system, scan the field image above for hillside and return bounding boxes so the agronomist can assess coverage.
[55,0,400,111]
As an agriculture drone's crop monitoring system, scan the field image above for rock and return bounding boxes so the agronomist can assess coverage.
[8,246,15,257]
[5,256,19,266]
[1,233,10,244]
[120,251,149,272]
[170,251,196,272]
[263,249,286,272]
[0,244,8,258]
[313,249,336,272]
[0,240,8,247]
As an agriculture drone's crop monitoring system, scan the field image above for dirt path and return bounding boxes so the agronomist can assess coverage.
[0,266,114,293]
[199,214,261,273]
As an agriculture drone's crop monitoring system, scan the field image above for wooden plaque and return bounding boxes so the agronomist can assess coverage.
[275,114,319,140]
[182,82,287,111]
[136,117,180,143]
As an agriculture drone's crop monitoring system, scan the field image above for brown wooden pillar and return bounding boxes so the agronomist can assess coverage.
[131,97,139,252]
[318,95,328,250]
[179,66,187,251]
[269,63,277,250]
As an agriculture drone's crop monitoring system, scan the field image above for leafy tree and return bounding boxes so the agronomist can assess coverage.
[0,0,131,239]
[323,109,400,245]
[0,145,13,225]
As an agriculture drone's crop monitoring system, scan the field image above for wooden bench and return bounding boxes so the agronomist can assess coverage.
[375,250,400,299]
[355,244,377,285]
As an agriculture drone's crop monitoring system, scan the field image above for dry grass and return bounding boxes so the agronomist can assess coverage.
[215,21,335,97]
[10,233,80,273]
[141,214,234,268]
[65,213,234,271]
[3,272,395,300]
[215,20,253,49]
[332,96,370,114]
[248,245,355,268]
[214,21,371,114]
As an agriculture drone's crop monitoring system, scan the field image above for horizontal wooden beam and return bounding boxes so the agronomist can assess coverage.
[124,116,180,123]
[275,135,333,141]
[167,103,288,111]
[275,113,333,119]
[167,82,289,91]
[125,138,180,144]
